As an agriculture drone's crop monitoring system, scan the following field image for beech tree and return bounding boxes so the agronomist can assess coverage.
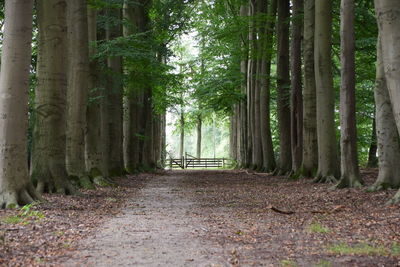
[31,0,75,195]
[66,0,93,189]
[369,36,400,192]
[300,0,317,177]
[275,0,291,175]
[0,0,41,208]
[289,0,303,177]
[374,0,400,203]
[313,0,339,183]
[336,0,362,188]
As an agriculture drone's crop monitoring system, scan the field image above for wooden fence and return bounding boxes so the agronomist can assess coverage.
[167,153,229,169]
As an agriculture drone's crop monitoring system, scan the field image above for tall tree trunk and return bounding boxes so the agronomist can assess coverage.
[275,0,292,175]
[66,0,93,189]
[246,0,255,167]
[31,0,75,195]
[239,4,249,167]
[197,115,202,159]
[369,36,400,193]
[0,0,41,208]
[85,8,112,187]
[106,7,125,176]
[336,0,362,188]
[300,0,318,177]
[314,0,339,183]
[259,0,276,172]
[289,0,304,178]
[367,116,378,168]
[179,108,185,160]
[122,1,140,173]
[374,0,400,203]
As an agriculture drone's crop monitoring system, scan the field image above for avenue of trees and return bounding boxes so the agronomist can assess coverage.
[1,0,400,207]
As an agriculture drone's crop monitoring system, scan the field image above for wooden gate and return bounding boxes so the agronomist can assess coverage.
[167,153,228,169]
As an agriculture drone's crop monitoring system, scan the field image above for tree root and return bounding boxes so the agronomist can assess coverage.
[93,176,116,187]
[36,180,76,195]
[313,174,337,184]
[1,183,43,209]
[333,176,363,189]
[386,190,400,205]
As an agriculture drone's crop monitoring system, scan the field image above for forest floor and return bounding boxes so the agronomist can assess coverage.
[1,170,400,266]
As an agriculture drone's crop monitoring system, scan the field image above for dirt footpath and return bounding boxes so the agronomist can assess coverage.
[62,170,400,267]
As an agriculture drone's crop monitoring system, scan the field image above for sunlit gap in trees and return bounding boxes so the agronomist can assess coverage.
[165,31,230,159]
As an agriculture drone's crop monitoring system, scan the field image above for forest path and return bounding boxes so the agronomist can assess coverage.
[63,171,228,267]
[62,170,400,267]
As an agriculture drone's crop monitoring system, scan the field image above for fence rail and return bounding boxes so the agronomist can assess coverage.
[167,153,230,169]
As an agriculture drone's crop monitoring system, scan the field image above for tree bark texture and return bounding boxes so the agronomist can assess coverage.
[276,0,292,174]
[367,117,378,168]
[301,0,318,177]
[336,0,362,188]
[259,0,276,172]
[31,0,75,194]
[0,0,41,208]
[66,0,93,188]
[106,7,125,176]
[369,36,400,192]
[374,0,400,203]
[197,115,203,159]
[289,0,304,177]
[314,0,339,183]
[122,1,141,173]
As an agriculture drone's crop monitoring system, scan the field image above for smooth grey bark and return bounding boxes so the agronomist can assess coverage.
[246,0,255,167]
[259,0,276,172]
[289,0,304,178]
[122,1,140,173]
[367,117,378,168]
[179,108,185,160]
[368,36,400,192]
[300,0,318,177]
[314,0,339,183]
[85,8,113,187]
[275,0,292,175]
[238,4,249,167]
[336,0,362,188]
[106,7,125,176]
[375,0,400,203]
[0,0,41,208]
[66,0,93,189]
[31,0,75,195]
[197,115,203,159]
[374,0,400,203]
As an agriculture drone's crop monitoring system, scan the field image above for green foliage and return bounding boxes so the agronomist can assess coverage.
[2,203,45,225]
[308,222,331,234]
[327,242,389,256]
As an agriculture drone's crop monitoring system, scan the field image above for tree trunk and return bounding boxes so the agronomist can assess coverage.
[85,8,113,187]
[238,4,249,167]
[289,0,304,178]
[31,0,75,195]
[122,1,140,173]
[336,0,362,188]
[314,0,339,183]
[367,117,378,168]
[179,108,185,160]
[0,0,41,208]
[368,36,400,193]
[275,0,292,175]
[106,7,125,176]
[259,0,276,172]
[374,0,400,204]
[197,115,202,159]
[246,0,255,167]
[66,0,93,189]
[300,0,318,177]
